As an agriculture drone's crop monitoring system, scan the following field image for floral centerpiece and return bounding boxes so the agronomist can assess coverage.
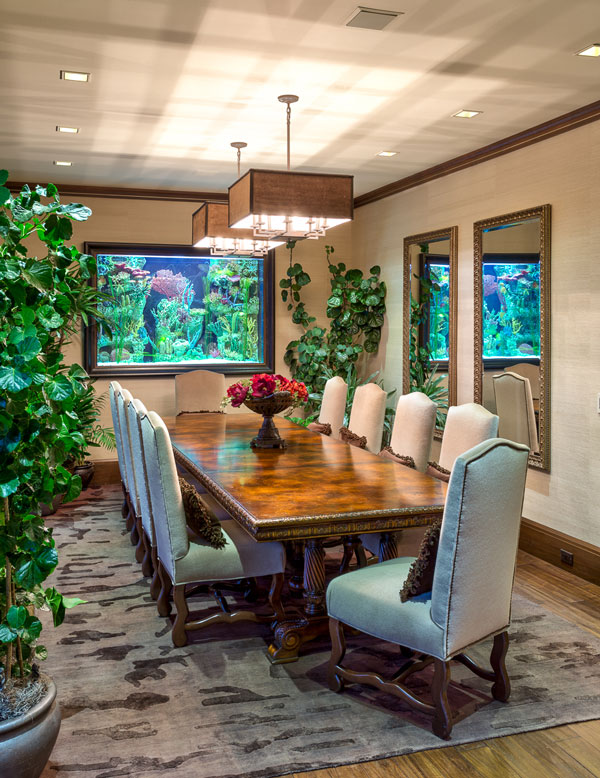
[223,373,308,448]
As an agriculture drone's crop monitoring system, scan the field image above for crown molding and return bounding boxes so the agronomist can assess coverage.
[355,98,600,208]
[6,182,228,204]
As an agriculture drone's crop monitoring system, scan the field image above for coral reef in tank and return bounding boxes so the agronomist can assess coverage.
[96,255,262,365]
[482,263,540,358]
[427,264,450,361]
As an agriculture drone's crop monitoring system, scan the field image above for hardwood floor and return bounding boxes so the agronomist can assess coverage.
[292,551,600,778]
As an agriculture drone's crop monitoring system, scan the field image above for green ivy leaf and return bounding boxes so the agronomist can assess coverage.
[0,624,17,643]
[22,261,53,290]
[0,477,20,497]
[38,305,64,330]
[370,265,381,275]
[0,366,32,392]
[0,169,8,186]
[46,374,73,400]
[7,605,28,630]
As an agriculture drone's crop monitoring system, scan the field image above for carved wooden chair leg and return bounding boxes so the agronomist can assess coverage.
[156,561,172,618]
[268,572,285,621]
[141,531,153,578]
[121,484,129,520]
[328,618,347,693]
[490,631,510,702]
[339,537,355,574]
[354,538,367,568]
[149,546,161,601]
[134,517,145,564]
[125,494,134,532]
[243,578,259,602]
[431,658,452,740]
[172,584,190,647]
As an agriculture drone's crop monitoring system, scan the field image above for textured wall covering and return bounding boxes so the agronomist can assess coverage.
[351,122,600,546]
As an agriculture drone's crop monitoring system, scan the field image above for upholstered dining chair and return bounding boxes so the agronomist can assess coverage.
[344,382,387,454]
[115,385,141,548]
[504,362,540,400]
[140,409,286,646]
[493,372,539,453]
[175,369,226,414]
[359,392,437,560]
[307,375,348,439]
[109,381,130,525]
[327,437,530,739]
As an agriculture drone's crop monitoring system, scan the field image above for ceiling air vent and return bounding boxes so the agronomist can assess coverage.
[345,6,403,30]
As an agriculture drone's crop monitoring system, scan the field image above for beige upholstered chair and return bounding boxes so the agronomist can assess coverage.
[175,370,226,414]
[505,362,540,400]
[346,383,387,454]
[493,372,539,453]
[434,402,499,476]
[140,410,286,646]
[115,385,141,548]
[327,438,529,739]
[308,376,348,439]
[359,392,436,560]
[108,381,130,523]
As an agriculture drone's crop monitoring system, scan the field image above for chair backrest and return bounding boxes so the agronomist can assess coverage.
[319,376,348,439]
[438,403,499,472]
[127,397,154,542]
[505,362,540,400]
[389,392,437,472]
[175,370,226,414]
[140,411,190,579]
[348,383,387,454]
[493,372,539,453]
[431,438,529,657]
[116,387,140,515]
[109,381,127,486]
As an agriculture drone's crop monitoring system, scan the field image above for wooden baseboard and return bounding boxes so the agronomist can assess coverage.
[93,459,121,486]
[519,517,600,586]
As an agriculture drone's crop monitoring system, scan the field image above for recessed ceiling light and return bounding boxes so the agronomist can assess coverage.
[56,126,79,134]
[345,7,403,31]
[60,70,90,82]
[377,150,397,157]
[576,43,600,57]
[53,160,72,166]
[452,109,482,119]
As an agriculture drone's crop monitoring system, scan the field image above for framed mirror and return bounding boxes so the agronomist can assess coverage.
[403,227,458,435]
[473,205,551,471]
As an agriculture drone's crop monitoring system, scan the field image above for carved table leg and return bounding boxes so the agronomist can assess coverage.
[287,541,305,596]
[379,531,400,561]
[268,538,328,664]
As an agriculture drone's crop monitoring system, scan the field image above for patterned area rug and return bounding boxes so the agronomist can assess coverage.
[40,485,600,778]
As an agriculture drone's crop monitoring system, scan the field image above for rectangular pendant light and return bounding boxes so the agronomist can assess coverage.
[192,201,284,256]
[228,169,354,239]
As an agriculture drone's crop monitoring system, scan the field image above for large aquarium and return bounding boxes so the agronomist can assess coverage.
[427,262,450,361]
[482,260,540,359]
[85,245,273,376]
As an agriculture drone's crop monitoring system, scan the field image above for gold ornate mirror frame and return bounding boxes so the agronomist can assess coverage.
[473,204,551,471]
[402,227,458,438]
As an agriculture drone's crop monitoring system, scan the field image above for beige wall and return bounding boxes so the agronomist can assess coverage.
[352,121,600,546]
[66,197,351,454]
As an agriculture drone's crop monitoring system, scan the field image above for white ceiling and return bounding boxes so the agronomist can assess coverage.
[1,0,599,197]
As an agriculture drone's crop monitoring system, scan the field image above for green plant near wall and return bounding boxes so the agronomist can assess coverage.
[0,171,105,697]
[280,243,388,414]
[409,270,449,427]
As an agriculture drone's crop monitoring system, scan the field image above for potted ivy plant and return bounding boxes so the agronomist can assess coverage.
[0,171,103,777]
[67,385,116,490]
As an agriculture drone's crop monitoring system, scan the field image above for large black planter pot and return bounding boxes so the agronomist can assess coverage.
[74,461,95,490]
[0,677,61,778]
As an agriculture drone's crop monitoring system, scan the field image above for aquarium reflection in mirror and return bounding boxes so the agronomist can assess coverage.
[403,227,457,433]
[84,243,274,376]
[474,205,551,471]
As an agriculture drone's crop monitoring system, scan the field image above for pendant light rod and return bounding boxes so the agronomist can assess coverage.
[278,94,299,171]
[230,141,247,177]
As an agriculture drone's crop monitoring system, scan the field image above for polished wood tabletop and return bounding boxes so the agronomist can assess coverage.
[168,413,447,542]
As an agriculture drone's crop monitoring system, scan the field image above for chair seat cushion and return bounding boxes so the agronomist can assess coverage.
[326,558,445,659]
[174,520,286,584]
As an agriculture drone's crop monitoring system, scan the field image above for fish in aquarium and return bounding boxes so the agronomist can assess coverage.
[96,254,263,365]
[482,262,540,359]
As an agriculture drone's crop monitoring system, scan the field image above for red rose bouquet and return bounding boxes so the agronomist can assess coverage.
[222,373,308,408]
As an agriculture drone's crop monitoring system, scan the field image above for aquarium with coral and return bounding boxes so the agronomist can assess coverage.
[425,260,450,361]
[84,244,274,376]
[482,258,540,360]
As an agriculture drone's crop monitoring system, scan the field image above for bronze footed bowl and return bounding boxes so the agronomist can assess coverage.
[243,391,292,448]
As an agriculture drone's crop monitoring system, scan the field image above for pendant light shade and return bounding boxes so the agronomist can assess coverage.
[228,95,353,240]
[192,142,284,256]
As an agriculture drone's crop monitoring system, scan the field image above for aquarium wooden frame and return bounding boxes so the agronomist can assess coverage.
[83,242,275,377]
[403,227,458,441]
[473,205,551,472]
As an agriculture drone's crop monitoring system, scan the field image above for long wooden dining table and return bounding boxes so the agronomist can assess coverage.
[168,412,447,663]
